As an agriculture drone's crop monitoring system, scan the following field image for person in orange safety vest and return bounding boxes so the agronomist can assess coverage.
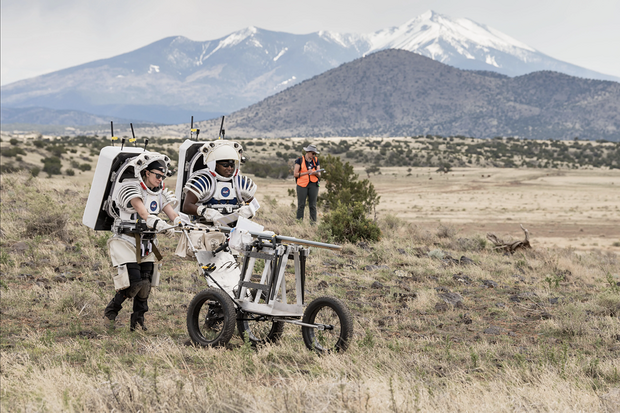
[293,144,321,223]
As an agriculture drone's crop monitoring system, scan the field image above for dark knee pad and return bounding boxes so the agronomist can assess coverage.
[136,281,151,300]
[140,262,154,281]
[126,263,142,284]
[123,263,149,299]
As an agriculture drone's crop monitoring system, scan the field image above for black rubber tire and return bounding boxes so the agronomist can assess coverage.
[236,311,285,346]
[302,296,353,353]
[187,288,236,348]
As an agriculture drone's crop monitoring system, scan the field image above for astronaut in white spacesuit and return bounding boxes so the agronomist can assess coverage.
[104,153,180,331]
[173,140,258,298]
[181,140,257,226]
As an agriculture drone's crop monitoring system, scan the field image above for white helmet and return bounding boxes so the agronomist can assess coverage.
[127,151,171,190]
[199,140,244,181]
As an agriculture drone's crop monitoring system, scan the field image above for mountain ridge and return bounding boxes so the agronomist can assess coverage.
[0,107,162,127]
[1,10,617,126]
[179,50,620,141]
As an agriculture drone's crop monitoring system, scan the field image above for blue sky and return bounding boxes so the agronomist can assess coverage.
[2,0,619,85]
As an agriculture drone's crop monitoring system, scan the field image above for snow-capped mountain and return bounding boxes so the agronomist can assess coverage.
[362,10,610,79]
[1,28,366,123]
[2,10,617,125]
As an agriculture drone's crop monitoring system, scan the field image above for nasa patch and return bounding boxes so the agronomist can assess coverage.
[221,187,230,197]
[150,201,158,212]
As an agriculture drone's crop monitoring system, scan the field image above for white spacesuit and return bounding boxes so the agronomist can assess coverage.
[173,140,258,297]
[181,140,257,226]
[108,152,178,265]
[86,150,179,330]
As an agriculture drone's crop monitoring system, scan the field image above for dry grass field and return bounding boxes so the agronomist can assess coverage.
[1,133,619,412]
[254,166,620,252]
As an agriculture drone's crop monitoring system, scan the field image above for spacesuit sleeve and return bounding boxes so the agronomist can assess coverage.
[161,188,178,209]
[117,182,143,212]
[236,175,257,202]
[184,172,216,203]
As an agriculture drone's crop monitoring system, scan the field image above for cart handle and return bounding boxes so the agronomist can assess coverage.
[218,226,342,251]
[172,223,342,251]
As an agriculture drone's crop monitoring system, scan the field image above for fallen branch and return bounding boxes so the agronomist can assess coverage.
[487,224,531,254]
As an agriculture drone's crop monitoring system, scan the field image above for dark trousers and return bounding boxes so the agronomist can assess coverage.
[296,182,319,222]
[104,262,152,324]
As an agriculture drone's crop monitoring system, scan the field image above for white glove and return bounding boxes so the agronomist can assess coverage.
[145,215,173,232]
[163,216,182,238]
[197,205,224,223]
[229,228,252,252]
[237,205,253,219]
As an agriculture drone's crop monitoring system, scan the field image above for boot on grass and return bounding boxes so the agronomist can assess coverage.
[130,313,147,332]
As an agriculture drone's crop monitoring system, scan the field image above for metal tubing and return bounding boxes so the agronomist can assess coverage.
[217,226,341,251]
[280,319,332,330]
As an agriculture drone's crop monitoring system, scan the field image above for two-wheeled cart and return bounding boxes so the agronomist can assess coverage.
[180,225,354,353]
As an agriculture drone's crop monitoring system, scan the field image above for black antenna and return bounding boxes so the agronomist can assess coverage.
[190,116,199,141]
[129,123,137,146]
[218,116,225,140]
[143,138,149,151]
[121,137,126,150]
[110,121,118,146]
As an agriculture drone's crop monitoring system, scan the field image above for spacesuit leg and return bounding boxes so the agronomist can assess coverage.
[104,263,137,320]
[130,263,153,331]
[104,293,126,321]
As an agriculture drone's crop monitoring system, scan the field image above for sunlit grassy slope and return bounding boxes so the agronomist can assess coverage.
[1,168,619,411]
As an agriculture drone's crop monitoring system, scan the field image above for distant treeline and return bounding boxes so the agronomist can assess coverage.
[1,134,618,178]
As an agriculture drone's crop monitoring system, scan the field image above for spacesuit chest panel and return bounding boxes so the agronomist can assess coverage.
[202,181,239,213]
[116,182,163,221]
[143,191,163,215]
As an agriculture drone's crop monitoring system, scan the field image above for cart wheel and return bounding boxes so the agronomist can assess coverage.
[302,296,353,353]
[237,311,285,346]
[187,288,236,347]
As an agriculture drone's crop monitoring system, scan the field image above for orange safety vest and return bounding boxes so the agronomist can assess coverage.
[297,156,319,187]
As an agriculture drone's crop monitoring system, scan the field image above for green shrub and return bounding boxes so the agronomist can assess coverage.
[78,163,92,171]
[41,156,62,176]
[319,154,380,214]
[1,147,26,157]
[365,165,381,176]
[65,168,75,176]
[319,201,381,243]
[9,138,19,145]
[33,140,46,148]
[46,144,66,157]
[30,167,41,177]
[0,162,19,173]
